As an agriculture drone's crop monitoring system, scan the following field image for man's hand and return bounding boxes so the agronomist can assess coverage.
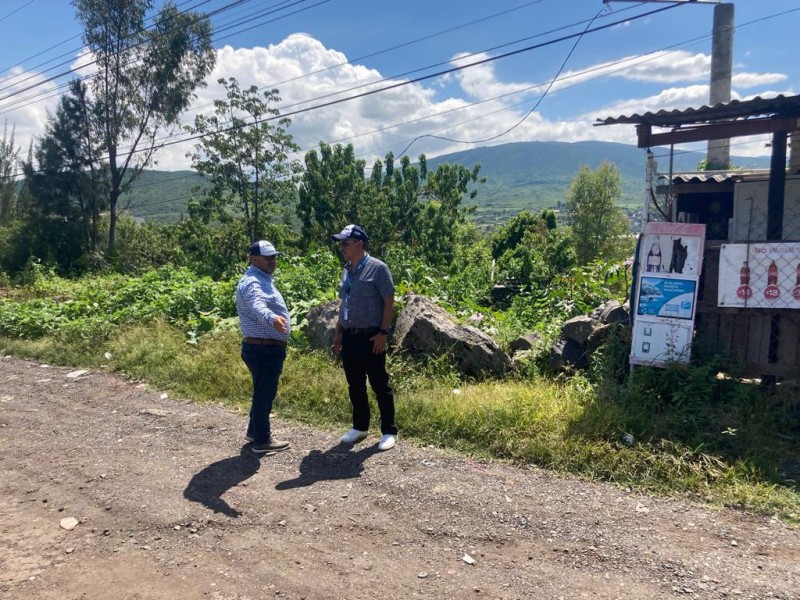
[272,315,288,335]
[370,331,387,354]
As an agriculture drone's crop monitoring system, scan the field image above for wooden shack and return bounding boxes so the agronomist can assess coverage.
[597,95,800,378]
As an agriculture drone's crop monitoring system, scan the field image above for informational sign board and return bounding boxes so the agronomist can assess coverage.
[638,222,705,276]
[630,317,694,365]
[718,242,800,309]
[630,222,706,367]
[637,277,697,320]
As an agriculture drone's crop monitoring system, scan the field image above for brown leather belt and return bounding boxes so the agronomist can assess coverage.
[242,337,287,347]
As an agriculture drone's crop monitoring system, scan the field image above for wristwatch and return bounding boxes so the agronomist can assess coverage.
[378,328,390,335]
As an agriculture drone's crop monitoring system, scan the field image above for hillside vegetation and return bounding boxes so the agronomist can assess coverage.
[123,141,769,228]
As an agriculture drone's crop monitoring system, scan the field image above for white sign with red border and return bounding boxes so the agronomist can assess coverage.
[718,243,800,309]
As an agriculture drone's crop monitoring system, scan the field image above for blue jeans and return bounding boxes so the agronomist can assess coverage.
[241,343,287,444]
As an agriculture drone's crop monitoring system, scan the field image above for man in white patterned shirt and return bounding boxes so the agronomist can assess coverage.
[236,240,291,455]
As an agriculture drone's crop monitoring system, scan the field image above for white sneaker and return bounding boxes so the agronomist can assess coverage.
[378,434,397,451]
[340,428,368,444]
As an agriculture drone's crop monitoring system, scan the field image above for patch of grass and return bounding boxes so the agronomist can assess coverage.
[2,323,798,523]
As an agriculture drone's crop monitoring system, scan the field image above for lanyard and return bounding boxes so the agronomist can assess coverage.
[343,254,369,321]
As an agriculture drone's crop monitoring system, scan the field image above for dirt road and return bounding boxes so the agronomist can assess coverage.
[1,355,798,599]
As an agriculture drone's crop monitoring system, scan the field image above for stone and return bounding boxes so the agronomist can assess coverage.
[393,295,510,378]
[561,316,596,345]
[549,336,589,371]
[60,517,79,531]
[509,332,541,353]
[599,300,630,325]
[306,300,341,352]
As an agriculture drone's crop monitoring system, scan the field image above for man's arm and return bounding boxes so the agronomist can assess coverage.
[371,295,394,354]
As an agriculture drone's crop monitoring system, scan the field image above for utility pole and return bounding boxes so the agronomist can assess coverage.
[602,1,734,169]
[707,3,734,169]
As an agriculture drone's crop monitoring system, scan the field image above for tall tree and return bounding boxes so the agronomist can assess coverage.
[188,77,302,242]
[30,80,108,253]
[564,162,631,264]
[299,147,482,264]
[298,142,371,248]
[73,0,215,255]
[0,121,20,225]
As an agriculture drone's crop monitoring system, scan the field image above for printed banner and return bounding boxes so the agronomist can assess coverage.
[718,243,800,309]
[630,222,706,367]
[638,222,705,277]
[629,317,694,366]
[637,277,697,320]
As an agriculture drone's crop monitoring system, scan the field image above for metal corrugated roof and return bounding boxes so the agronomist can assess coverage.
[596,95,800,127]
[664,170,766,184]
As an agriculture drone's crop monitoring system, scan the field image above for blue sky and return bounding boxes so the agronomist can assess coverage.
[1,0,798,170]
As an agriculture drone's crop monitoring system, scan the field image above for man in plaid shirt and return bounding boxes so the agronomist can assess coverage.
[236,240,291,455]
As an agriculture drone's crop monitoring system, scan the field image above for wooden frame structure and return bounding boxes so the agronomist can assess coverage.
[597,95,800,377]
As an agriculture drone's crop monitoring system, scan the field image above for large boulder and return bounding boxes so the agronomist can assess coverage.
[305,300,340,352]
[393,295,510,378]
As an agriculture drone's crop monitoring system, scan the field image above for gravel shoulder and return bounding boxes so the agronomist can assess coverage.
[1,356,798,600]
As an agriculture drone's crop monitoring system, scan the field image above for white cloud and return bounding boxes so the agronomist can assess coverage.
[3,34,784,173]
[733,72,787,88]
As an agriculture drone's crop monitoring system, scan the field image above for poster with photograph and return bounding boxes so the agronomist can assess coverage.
[629,317,694,366]
[639,222,705,277]
[637,277,697,320]
[718,243,800,309]
[630,223,705,368]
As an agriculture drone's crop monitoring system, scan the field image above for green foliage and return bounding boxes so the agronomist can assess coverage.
[492,210,576,290]
[565,162,632,265]
[297,143,372,250]
[187,77,302,241]
[502,260,629,344]
[0,121,20,225]
[0,267,233,340]
[72,0,215,255]
[298,145,482,267]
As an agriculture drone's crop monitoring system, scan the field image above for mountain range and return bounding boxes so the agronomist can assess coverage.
[123,141,771,229]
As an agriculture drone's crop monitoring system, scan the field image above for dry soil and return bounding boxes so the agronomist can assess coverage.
[1,356,798,600]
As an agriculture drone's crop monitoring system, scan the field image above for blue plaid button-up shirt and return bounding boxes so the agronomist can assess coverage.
[236,265,291,341]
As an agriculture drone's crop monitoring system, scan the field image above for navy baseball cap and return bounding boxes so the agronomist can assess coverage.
[332,224,369,242]
[249,240,281,257]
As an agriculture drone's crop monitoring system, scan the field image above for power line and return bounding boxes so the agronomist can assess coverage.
[0,0,34,25]
[0,0,221,94]
[114,2,688,163]
[0,0,326,115]
[394,6,607,158]
[6,2,796,187]
[0,0,251,104]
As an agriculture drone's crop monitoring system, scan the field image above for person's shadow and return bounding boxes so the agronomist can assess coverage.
[183,445,262,518]
[275,442,380,490]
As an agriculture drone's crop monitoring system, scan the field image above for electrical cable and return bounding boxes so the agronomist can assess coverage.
[0,0,34,25]
[4,2,794,187]
[0,0,221,93]
[394,6,607,158]
[0,0,313,115]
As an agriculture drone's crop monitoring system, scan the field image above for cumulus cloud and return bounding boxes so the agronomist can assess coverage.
[3,33,787,172]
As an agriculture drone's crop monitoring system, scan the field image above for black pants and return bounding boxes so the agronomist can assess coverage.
[341,331,397,435]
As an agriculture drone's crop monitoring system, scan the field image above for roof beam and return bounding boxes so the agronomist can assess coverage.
[635,117,800,148]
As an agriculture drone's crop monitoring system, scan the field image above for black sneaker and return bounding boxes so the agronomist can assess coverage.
[252,438,290,454]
